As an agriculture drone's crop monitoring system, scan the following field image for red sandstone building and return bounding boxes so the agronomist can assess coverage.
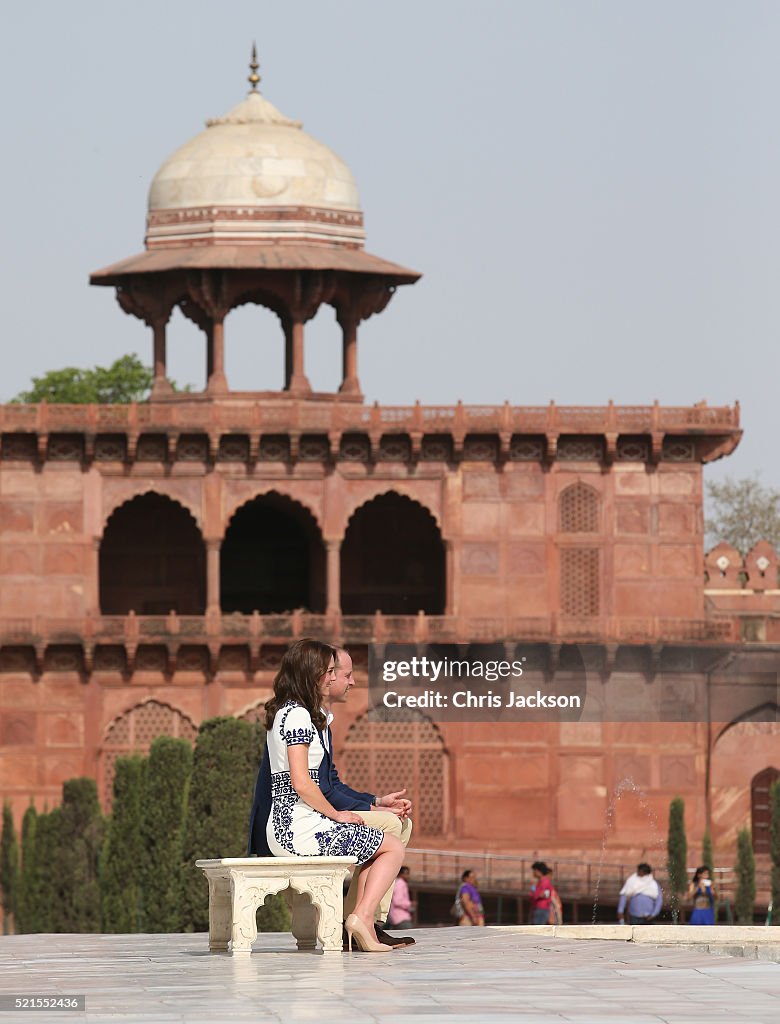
[0,64,778,893]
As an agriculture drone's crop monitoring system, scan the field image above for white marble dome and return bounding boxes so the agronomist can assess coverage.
[145,91,365,248]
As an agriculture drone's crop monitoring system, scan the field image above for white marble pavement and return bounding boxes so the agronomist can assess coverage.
[0,927,778,1024]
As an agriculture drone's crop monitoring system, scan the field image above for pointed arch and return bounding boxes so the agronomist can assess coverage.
[221,491,325,613]
[341,491,445,614]
[98,698,197,808]
[341,706,449,836]
[559,482,600,533]
[99,492,206,614]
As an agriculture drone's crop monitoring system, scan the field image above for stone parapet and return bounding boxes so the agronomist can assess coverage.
[0,399,741,466]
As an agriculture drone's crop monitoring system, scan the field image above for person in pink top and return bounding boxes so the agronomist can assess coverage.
[529,861,554,924]
[388,866,415,928]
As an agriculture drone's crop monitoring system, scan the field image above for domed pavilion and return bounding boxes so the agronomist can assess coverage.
[91,49,419,397]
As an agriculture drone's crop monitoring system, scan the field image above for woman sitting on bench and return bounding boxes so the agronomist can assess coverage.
[264,638,405,953]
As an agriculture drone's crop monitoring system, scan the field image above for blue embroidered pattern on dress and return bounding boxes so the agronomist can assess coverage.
[278,702,315,746]
[271,769,322,852]
[314,823,384,862]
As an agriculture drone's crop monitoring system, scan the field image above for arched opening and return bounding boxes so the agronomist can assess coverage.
[165,306,206,391]
[224,302,286,392]
[221,493,325,613]
[98,699,197,809]
[342,707,448,835]
[710,711,780,851]
[99,493,206,614]
[341,492,445,614]
[305,304,342,394]
[751,766,780,854]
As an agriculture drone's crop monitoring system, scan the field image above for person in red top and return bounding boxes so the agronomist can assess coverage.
[529,861,554,924]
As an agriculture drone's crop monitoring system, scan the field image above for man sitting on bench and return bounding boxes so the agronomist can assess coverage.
[247,646,415,948]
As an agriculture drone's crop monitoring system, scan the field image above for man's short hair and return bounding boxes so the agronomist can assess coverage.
[637,862,652,876]
[461,869,473,882]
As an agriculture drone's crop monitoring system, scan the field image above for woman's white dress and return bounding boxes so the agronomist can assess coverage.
[266,701,383,863]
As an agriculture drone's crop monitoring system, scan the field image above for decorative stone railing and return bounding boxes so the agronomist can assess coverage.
[0,399,741,464]
[0,611,739,677]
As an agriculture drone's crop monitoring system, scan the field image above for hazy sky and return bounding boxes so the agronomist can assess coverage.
[4,1,778,488]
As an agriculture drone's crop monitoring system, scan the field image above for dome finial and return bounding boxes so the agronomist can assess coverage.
[248,43,261,93]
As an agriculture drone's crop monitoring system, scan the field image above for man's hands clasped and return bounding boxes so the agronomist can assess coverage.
[375,789,412,819]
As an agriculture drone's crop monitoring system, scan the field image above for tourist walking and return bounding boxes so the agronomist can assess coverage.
[617,863,663,924]
[454,870,485,926]
[529,861,555,924]
[687,866,716,924]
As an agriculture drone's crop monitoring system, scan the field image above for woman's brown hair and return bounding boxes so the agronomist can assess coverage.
[264,638,335,732]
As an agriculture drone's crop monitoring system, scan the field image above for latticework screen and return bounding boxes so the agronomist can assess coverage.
[100,700,197,806]
[559,483,599,533]
[342,709,446,835]
[560,547,600,616]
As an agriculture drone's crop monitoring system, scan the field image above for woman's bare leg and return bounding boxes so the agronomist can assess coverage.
[351,835,405,929]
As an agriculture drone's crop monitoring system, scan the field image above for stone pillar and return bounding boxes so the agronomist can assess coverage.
[326,540,341,616]
[338,313,360,395]
[207,318,228,393]
[206,540,221,615]
[151,318,172,396]
[87,539,101,615]
[445,540,455,616]
[287,317,311,394]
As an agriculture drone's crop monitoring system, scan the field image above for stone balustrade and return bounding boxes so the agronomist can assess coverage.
[0,399,741,465]
[0,611,742,678]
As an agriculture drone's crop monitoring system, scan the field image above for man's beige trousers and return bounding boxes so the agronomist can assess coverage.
[342,811,413,923]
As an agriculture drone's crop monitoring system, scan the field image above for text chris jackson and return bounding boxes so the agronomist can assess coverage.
[381,690,581,709]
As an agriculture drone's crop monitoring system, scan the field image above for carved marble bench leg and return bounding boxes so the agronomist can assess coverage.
[291,874,344,954]
[230,875,290,955]
[207,875,231,953]
[291,890,318,951]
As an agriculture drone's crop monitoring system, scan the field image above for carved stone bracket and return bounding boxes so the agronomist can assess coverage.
[115,277,176,327]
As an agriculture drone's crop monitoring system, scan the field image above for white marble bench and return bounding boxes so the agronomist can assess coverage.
[195,857,357,955]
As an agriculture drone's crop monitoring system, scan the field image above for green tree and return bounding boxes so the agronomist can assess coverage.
[26,808,62,933]
[666,797,688,923]
[12,354,191,405]
[181,718,289,933]
[51,779,104,932]
[770,780,780,926]
[1,802,20,934]
[734,827,756,924]
[140,737,192,932]
[701,828,714,879]
[705,475,780,555]
[13,355,155,404]
[16,805,40,933]
[100,756,145,933]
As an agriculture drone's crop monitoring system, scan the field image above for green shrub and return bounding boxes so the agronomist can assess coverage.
[100,757,145,932]
[734,827,756,924]
[770,781,780,926]
[140,737,192,932]
[52,779,104,932]
[666,797,687,923]
[1,801,19,934]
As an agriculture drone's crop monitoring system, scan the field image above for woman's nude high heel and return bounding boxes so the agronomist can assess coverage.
[345,914,392,953]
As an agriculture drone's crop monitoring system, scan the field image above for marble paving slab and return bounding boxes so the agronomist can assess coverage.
[0,928,777,1024]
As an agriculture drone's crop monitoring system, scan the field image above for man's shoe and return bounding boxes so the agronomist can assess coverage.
[375,926,415,948]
